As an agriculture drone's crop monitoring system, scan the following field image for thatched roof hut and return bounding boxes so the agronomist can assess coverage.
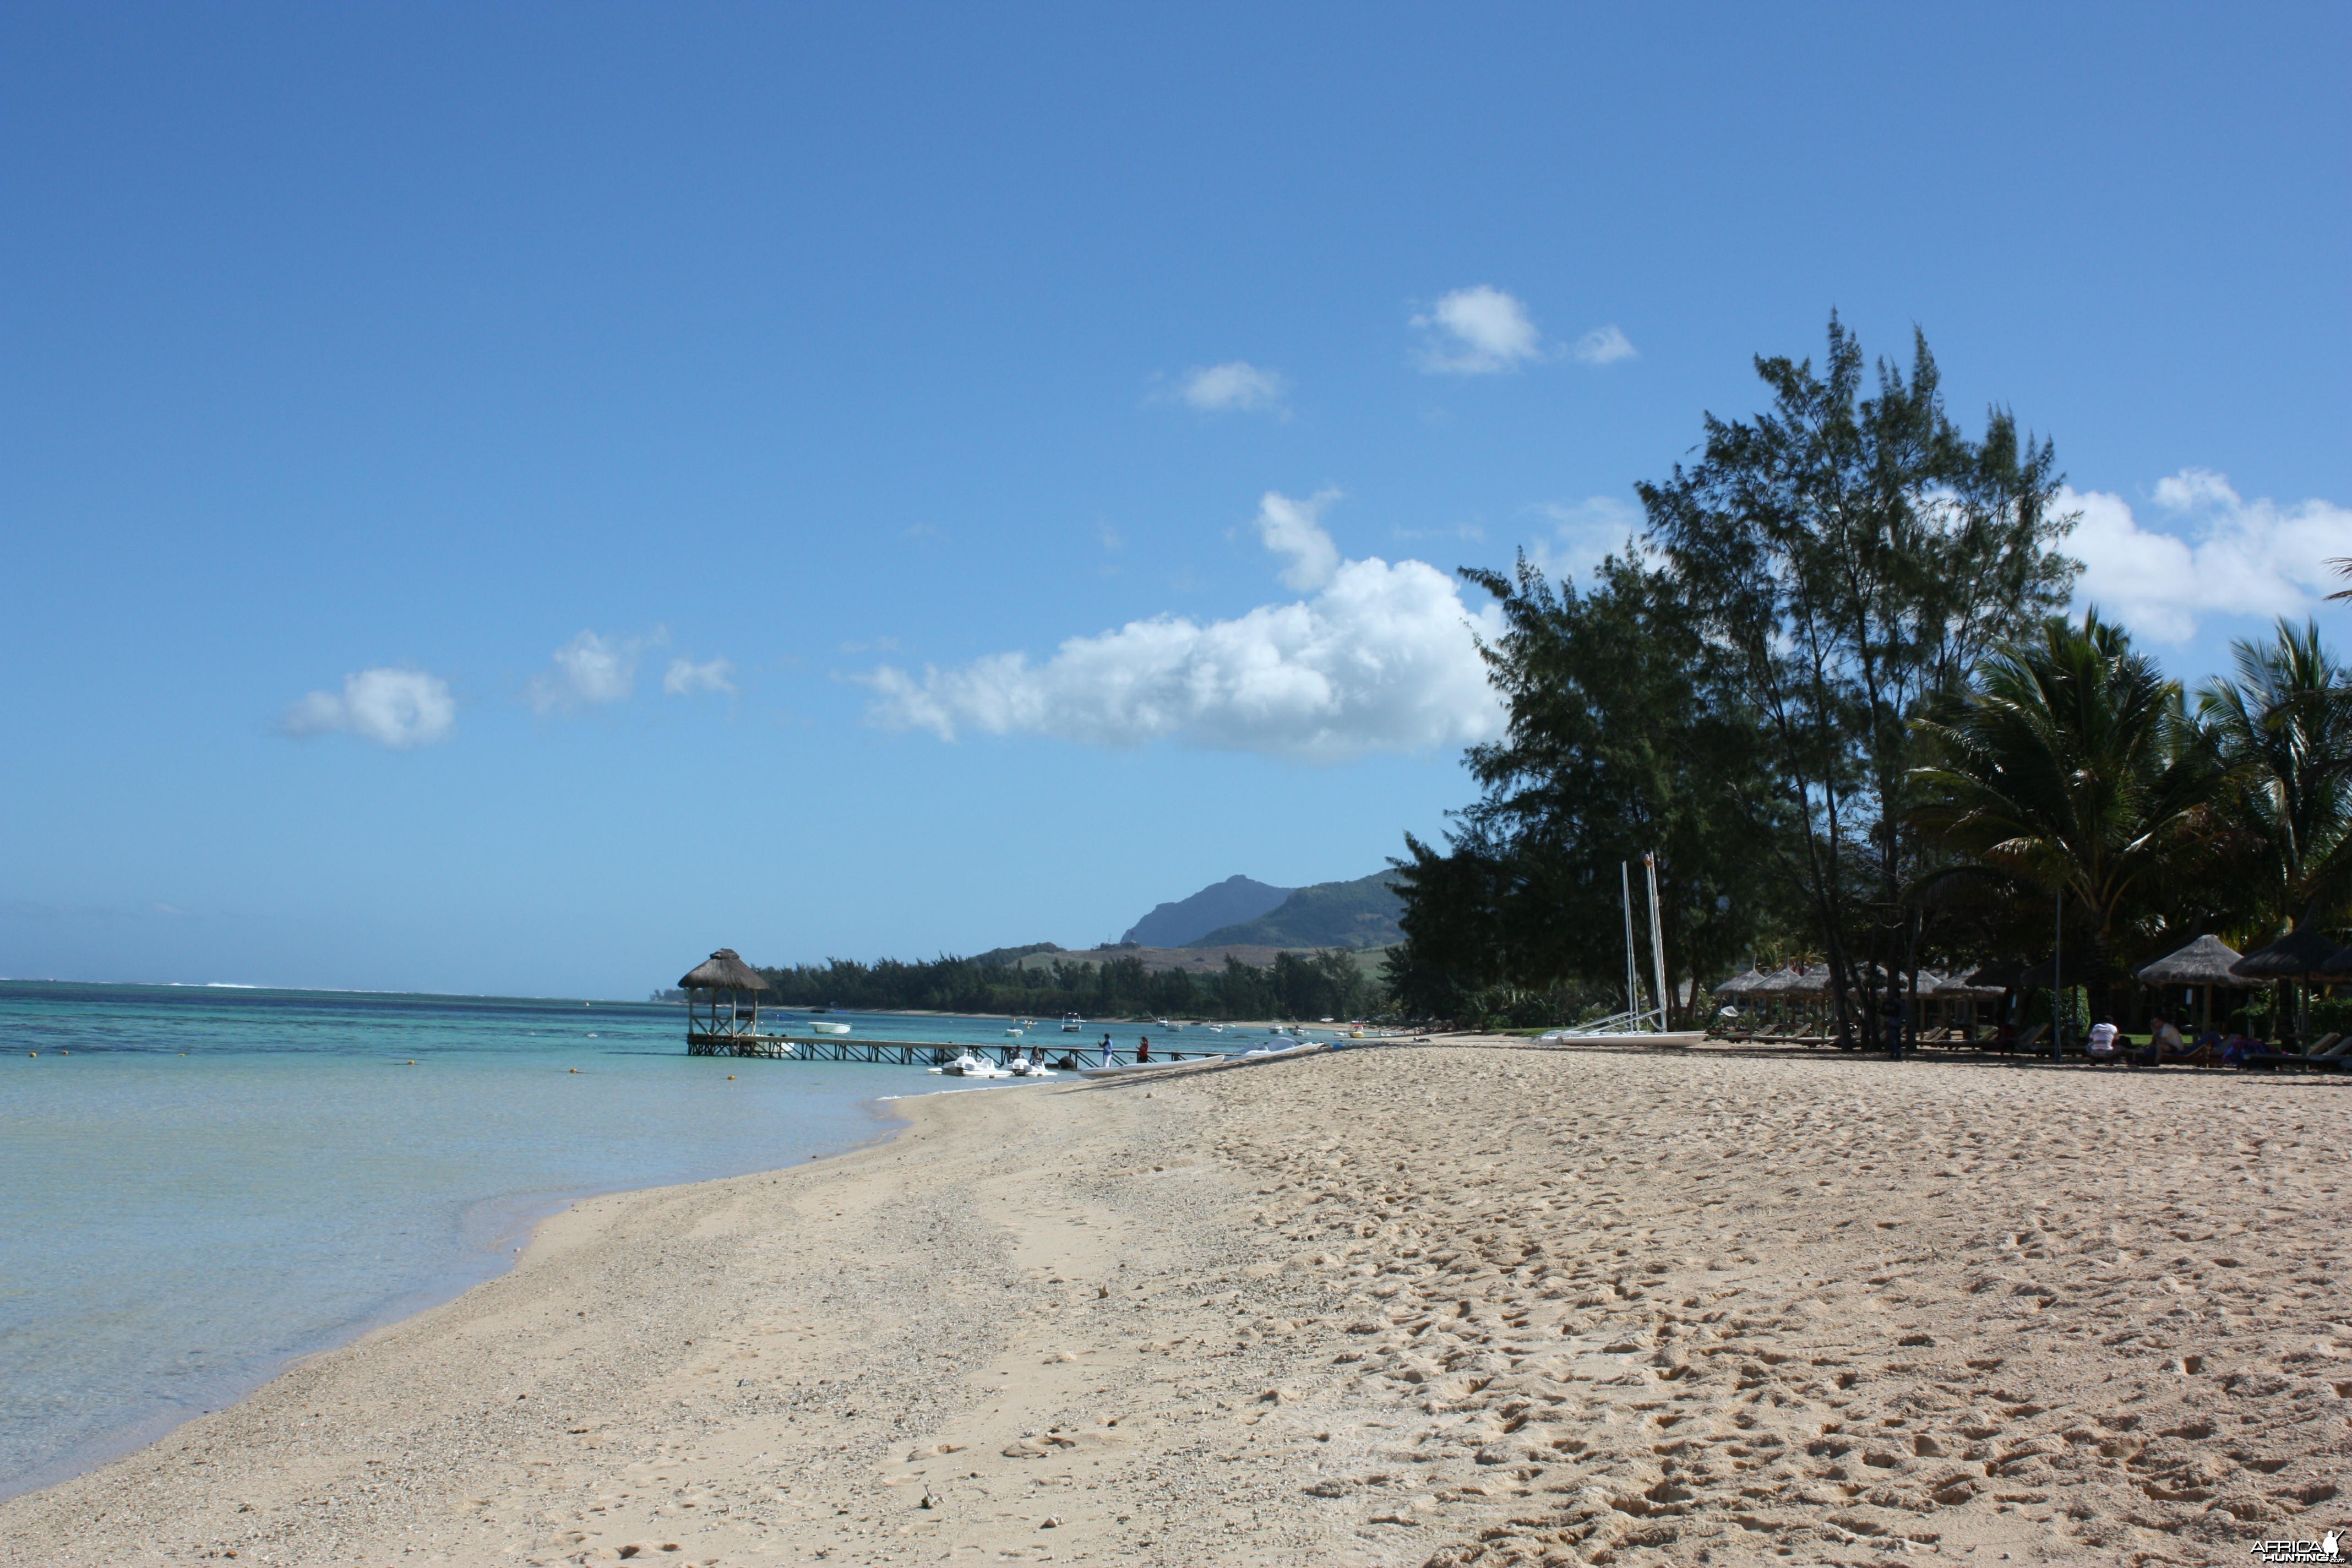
[1712,967,1771,999]
[2136,934,2256,987]
[2319,942,2352,979]
[1931,972,2007,999]
[1764,964,1832,1000]
[680,948,767,991]
[2231,928,2348,981]
[1962,961,2026,991]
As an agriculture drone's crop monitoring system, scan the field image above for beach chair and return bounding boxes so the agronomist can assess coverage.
[2008,1022,2048,1057]
[2244,1033,2349,1074]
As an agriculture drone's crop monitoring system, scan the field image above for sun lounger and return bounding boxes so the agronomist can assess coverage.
[2242,1033,2349,1073]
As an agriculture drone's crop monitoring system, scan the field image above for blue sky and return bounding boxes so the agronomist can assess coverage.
[3,4,2346,997]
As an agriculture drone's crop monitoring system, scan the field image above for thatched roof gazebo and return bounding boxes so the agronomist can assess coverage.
[679,948,769,1048]
[2138,934,2258,1033]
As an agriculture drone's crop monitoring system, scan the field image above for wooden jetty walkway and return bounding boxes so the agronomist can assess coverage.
[674,946,1255,1071]
[685,1032,1228,1070]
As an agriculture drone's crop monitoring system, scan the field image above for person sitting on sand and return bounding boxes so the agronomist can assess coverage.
[2086,1018,2120,1060]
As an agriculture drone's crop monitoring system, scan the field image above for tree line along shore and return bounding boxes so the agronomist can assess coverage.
[1388,315,2352,1044]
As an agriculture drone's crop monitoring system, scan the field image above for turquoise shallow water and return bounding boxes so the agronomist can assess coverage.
[0,983,1092,1500]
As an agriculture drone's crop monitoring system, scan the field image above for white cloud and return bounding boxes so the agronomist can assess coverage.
[1527,495,1646,584]
[1571,324,1637,365]
[1412,285,1544,374]
[526,628,664,712]
[1179,361,1288,413]
[863,498,1505,764]
[2066,470,2350,645]
[1255,488,1342,591]
[282,667,456,749]
[663,656,737,697]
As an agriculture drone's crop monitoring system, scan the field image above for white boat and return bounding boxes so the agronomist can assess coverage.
[929,1052,1012,1079]
[809,1020,852,1036]
[1060,1014,1082,1032]
[1004,1026,1025,1036]
[1006,1053,1057,1078]
[1153,1017,1173,1029]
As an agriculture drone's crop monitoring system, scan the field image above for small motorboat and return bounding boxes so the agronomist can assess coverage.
[1060,1014,1082,1033]
[1005,1026,1025,1036]
[809,1020,852,1035]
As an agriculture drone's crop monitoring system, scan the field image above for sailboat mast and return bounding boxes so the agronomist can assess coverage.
[1644,851,1670,1031]
[1620,861,1639,1023]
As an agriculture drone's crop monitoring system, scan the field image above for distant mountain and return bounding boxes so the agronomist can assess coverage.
[1187,870,1403,950]
[1121,874,1294,948]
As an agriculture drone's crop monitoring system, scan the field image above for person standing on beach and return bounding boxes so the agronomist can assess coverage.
[1879,992,1907,1060]
[1136,1036,1151,1063]
[1100,1032,1114,1066]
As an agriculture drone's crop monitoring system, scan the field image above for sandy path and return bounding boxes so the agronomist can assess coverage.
[6,1047,2346,1567]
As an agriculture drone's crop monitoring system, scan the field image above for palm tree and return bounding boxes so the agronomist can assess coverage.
[1907,612,2235,1018]
[2197,618,2352,939]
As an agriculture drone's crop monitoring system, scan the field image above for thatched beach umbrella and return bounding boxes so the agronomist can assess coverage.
[2319,942,2352,980]
[2233,928,2349,1041]
[1712,967,1770,1001]
[2230,928,2345,980]
[2136,934,2255,1033]
[679,947,769,1043]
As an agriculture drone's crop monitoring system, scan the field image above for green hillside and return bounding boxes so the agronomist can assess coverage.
[1186,870,1403,950]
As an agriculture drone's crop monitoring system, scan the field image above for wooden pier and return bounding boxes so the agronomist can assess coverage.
[684,1031,1229,1070]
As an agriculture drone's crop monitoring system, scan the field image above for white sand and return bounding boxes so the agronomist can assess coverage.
[6,1044,2346,1566]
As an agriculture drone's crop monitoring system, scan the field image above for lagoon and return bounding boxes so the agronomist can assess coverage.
[0,981,1056,1500]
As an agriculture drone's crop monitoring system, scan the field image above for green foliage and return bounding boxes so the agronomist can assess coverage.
[2198,619,2352,935]
[752,946,1376,1022]
[2021,986,2089,1032]
[1636,315,2076,1031]
[1389,549,1779,1023]
[2307,997,2352,1036]
[1390,317,2079,1028]
[1908,611,2236,978]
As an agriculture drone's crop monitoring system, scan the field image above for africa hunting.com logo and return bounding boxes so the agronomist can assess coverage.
[2250,1531,2344,1564]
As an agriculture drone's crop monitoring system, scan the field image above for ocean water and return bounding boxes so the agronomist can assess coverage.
[0,982,1109,1501]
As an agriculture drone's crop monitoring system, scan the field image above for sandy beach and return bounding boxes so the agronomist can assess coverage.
[8,1042,2347,1567]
